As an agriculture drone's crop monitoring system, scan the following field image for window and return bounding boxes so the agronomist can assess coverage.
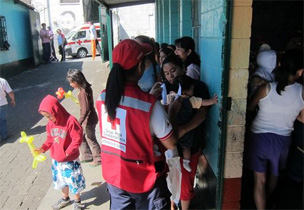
[0,16,9,51]
[73,31,86,40]
[97,30,101,38]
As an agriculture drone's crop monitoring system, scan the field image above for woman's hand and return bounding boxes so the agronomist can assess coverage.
[167,91,177,104]
[149,82,162,97]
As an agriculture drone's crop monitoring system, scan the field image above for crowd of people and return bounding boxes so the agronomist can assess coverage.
[244,44,303,209]
[14,32,301,210]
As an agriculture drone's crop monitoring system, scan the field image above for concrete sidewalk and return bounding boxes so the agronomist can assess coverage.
[36,58,111,210]
[0,57,112,210]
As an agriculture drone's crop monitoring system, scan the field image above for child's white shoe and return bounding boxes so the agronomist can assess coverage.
[183,159,191,172]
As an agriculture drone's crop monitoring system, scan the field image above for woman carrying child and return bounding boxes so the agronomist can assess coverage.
[167,75,217,172]
[161,53,211,210]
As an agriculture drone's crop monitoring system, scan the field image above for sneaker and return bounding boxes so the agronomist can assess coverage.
[74,201,84,210]
[52,197,71,210]
[183,159,192,172]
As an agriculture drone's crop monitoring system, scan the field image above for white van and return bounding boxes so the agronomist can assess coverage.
[65,23,101,58]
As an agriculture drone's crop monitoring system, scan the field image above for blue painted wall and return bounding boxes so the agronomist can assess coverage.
[200,0,227,178]
[155,0,228,179]
[179,0,192,37]
[168,0,179,44]
[0,1,33,65]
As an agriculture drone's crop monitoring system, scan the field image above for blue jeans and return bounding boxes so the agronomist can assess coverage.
[107,176,171,210]
[0,104,8,139]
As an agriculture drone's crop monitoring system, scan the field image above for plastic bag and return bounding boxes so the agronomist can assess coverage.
[165,149,182,204]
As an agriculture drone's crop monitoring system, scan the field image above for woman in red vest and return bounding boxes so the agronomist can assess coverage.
[96,39,180,209]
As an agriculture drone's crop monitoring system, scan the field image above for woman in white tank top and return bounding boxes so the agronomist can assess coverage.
[245,50,304,210]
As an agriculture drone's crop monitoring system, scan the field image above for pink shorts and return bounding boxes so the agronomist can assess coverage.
[180,152,200,200]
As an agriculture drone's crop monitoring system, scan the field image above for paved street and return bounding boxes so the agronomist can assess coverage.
[0,57,110,210]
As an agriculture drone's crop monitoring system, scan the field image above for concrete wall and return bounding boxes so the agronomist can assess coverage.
[222,0,252,209]
[113,3,155,41]
[0,1,33,65]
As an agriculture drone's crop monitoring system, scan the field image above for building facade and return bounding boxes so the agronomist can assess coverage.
[0,0,36,78]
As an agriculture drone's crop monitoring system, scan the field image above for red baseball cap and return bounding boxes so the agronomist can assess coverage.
[112,39,153,70]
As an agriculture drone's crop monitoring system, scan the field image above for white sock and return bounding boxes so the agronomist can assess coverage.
[183,159,191,172]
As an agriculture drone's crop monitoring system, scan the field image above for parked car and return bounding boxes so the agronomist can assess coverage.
[65,23,101,58]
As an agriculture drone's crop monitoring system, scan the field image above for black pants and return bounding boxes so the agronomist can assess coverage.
[59,45,65,61]
[42,42,51,63]
[95,39,102,54]
[50,40,57,59]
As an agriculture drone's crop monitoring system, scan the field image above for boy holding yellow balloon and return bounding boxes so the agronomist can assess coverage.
[35,95,85,210]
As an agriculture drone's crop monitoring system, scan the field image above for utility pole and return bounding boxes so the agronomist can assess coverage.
[46,0,51,28]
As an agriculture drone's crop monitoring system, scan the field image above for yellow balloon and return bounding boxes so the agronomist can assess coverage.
[19,131,46,169]
[65,90,79,104]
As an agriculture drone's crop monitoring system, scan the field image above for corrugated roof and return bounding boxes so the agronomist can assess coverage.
[95,0,155,8]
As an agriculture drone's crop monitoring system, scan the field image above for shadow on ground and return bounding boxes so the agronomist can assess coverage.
[3,61,84,144]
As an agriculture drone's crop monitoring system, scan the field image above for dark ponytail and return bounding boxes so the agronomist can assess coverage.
[276,49,303,95]
[105,63,138,121]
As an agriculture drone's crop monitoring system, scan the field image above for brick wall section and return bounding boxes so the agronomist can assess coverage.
[223,0,253,208]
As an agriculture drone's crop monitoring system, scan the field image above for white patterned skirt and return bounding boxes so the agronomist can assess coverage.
[51,159,86,194]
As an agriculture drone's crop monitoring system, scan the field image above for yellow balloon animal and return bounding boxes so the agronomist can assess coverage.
[19,131,46,169]
[55,87,79,104]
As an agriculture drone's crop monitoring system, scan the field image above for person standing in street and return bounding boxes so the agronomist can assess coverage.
[0,77,15,141]
[57,29,66,62]
[47,26,58,62]
[40,23,51,64]
[89,21,101,60]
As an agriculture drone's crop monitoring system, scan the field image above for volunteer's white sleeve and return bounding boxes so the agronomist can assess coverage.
[150,100,173,141]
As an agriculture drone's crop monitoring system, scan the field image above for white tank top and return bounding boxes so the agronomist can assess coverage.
[251,82,304,136]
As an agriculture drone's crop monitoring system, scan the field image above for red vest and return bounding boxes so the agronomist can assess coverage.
[96,84,161,193]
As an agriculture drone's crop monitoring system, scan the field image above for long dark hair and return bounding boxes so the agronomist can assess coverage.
[174,74,194,92]
[66,69,91,90]
[275,49,303,95]
[175,36,201,67]
[162,54,184,92]
[162,53,184,69]
[160,47,174,57]
[105,63,139,121]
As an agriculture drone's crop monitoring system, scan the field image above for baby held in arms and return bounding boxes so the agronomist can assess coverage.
[166,75,217,172]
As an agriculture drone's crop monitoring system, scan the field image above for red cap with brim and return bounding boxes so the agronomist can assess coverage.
[112,39,153,70]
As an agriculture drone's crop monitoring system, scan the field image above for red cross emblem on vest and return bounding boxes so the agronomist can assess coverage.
[77,40,82,45]
[107,116,120,130]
